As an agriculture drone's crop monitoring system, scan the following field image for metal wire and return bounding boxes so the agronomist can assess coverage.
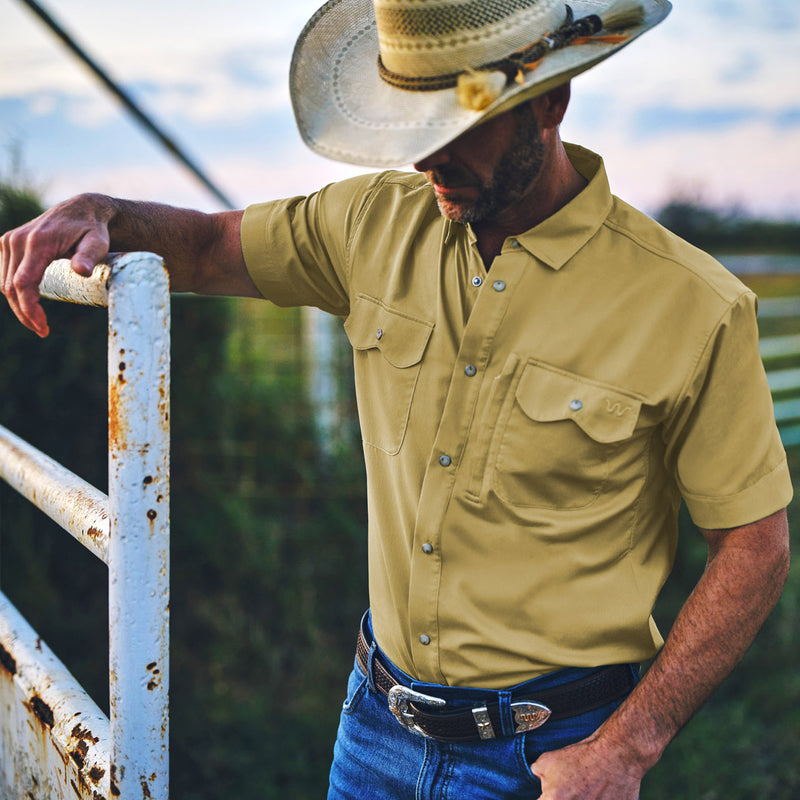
[18,0,237,210]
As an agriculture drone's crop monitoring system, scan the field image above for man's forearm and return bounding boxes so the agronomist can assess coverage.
[594,508,790,771]
[1,192,255,337]
[100,196,249,295]
[531,508,790,798]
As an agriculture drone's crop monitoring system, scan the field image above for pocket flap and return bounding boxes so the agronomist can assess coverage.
[515,363,641,443]
[344,295,434,368]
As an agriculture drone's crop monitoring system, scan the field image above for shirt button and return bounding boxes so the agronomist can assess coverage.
[422,542,434,554]
[493,280,506,292]
[510,238,521,248]
[376,328,383,339]
[569,399,583,411]
[419,634,431,646]
[439,454,452,467]
[464,364,477,377]
[471,276,483,287]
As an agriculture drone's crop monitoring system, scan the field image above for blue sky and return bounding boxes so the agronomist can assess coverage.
[1,0,799,218]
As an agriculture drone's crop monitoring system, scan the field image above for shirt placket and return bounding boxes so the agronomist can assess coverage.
[406,241,529,681]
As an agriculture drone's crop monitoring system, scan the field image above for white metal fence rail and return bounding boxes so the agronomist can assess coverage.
[0,253,170,800]
[760,295,800,448]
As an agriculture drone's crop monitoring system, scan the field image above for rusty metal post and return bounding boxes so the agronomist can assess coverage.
[106,252,170,799]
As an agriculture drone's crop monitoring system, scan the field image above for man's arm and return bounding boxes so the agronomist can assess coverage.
[0,193,258,338]
[531,507,790,799]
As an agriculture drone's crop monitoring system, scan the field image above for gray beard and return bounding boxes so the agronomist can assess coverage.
[438,106,546,225]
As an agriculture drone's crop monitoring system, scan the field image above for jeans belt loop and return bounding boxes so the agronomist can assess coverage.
[497,690,514,738]
[365,641,379,695]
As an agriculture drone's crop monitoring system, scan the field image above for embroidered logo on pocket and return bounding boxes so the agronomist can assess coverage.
[605,399,634,417]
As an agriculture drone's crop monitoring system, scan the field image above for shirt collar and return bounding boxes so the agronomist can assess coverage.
[519,144,612,270]
[445,144,613,270]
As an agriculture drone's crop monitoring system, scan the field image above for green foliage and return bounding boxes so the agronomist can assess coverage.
[1,183,797,797]
[167,298,367,798]
[0,183,44,235]
[656,199,800,254]
[0,184,110,710]
[0,184,368,797]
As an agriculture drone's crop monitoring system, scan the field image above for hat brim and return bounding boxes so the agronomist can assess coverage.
[290,0,671,168]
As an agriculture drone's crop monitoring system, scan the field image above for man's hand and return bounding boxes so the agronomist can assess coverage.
[1,193,254,337]
[0,193,113,337]
[530,508,790,799]
[531,734,645,799]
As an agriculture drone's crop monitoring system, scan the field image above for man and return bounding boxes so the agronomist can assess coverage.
[0,0,792,797]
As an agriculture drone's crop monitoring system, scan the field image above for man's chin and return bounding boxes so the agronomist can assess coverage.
[436,197,479,225]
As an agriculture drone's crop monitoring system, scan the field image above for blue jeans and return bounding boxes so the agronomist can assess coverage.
[328,627,640,799]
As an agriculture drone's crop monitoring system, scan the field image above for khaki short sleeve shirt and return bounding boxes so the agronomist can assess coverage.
[240,144,793,688]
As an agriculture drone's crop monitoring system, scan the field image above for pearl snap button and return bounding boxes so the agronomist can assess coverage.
[569,399,583,411]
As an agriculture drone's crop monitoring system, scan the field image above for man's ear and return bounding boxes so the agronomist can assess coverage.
[532,82,571,130]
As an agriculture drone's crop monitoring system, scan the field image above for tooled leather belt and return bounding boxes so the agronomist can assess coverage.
[356,629,636,743]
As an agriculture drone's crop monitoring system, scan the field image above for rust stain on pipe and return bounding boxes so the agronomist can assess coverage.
[88,766,106,783]
[0,643,17,675]
[28,695,55,728]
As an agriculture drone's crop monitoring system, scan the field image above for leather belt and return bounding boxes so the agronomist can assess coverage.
[356,629,636,743]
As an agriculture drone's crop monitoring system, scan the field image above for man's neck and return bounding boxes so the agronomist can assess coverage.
[473,142,587,268]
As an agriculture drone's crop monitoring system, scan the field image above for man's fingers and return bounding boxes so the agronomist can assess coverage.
[22,302,49,338]
[70,228,110,276]
[1,207,111,336]
[13,250,51,337]
[1,227,46,336]
[530,753,547,778]
[3,281,48,337]
[71,256,95,277]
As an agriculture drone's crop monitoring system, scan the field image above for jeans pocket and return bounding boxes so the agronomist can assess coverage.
[341,663,369,716]
[515,733,544,792]
[522,694,628,766]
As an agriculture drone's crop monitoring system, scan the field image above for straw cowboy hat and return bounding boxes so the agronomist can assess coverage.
[290,0,671,167]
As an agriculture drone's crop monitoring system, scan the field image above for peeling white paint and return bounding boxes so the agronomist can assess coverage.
[0,253,170,799]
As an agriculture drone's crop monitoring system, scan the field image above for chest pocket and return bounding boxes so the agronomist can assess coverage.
[494,362,642,509]
[344,294,434,455]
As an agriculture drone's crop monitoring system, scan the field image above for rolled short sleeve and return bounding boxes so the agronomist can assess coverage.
[240,172,385,316]
[667,291,793,529]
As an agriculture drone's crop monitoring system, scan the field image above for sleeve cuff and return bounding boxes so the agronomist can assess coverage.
[683,455,794,530]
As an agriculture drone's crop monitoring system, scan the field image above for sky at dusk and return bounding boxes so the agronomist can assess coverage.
[1,0,799,219]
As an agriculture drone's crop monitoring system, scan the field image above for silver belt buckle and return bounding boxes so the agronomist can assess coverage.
[387,685,446,738]
[511,701,551,733]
